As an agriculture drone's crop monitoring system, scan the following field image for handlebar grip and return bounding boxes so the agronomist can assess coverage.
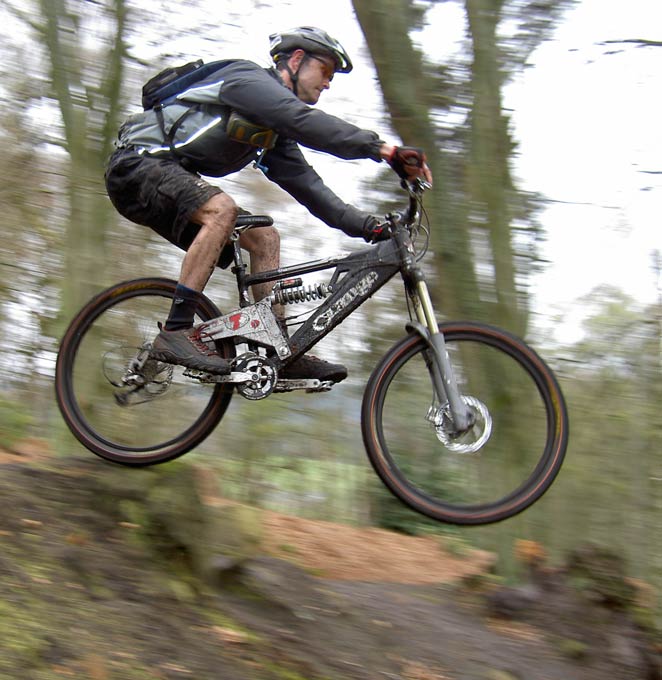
[388,146,427,180]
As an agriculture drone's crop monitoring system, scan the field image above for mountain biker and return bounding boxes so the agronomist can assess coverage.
[105,26,432,381]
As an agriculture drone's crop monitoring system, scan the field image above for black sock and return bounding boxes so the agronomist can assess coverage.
[164,284,201,331]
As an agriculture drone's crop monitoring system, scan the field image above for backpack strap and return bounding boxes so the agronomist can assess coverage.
[154,102,201,161]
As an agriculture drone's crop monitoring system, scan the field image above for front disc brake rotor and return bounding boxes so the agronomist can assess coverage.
[427,396,492,454]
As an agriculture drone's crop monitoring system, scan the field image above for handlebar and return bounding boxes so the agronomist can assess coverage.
[405,178,431,222]
[384,178,431,230]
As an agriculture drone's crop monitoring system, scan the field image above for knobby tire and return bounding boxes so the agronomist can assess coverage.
[55,277,233,466]
[361,321,569,525]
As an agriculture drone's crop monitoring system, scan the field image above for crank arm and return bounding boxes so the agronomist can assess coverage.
[187,371,334,393]
[184,369,260,384]
[274,379,333,393]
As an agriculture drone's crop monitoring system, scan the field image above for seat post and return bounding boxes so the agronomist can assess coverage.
[229,230,252,307]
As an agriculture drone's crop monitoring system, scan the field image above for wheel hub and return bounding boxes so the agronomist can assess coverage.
[427,396,492,454]
[104,345,174,406]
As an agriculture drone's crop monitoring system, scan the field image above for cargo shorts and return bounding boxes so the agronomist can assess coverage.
[104,149,238,267]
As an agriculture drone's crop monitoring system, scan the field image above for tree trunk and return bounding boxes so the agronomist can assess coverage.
[352,0,482,322]
[38,0,128,324]
[466,0,526,335]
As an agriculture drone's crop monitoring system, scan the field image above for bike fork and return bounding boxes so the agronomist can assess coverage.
[408,281,474,432]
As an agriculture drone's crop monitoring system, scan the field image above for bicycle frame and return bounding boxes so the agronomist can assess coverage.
[198,202,474,431]
[198,234,400,361]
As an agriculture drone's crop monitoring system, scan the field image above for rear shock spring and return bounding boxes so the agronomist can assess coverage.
[271,279,332,305]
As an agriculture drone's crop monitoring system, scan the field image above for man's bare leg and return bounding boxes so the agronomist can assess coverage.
[238,225,286,320]
[151,193,238,374]
[181,192,239,291]
[238,225,281,302]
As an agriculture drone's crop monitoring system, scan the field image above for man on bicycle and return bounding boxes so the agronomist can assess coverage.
[105,26,431,381]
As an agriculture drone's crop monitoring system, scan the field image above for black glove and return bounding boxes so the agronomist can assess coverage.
[387,146,427,180]
[362,215,390,243]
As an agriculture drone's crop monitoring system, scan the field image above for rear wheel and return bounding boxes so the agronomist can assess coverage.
[55,278,234,465]
[362,322,568,525]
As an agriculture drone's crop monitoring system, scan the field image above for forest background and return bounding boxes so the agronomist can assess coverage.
[0,0,660,623]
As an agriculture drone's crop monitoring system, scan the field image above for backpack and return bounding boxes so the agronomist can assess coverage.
[141,59,228,110]
[140,58,277,154]
[140,59,228,157]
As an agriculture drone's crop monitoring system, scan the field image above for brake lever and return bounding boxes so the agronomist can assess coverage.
[400,178,431,194]
[385,210,405,227]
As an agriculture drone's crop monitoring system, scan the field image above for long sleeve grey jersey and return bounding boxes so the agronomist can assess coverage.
[116,60,386,237]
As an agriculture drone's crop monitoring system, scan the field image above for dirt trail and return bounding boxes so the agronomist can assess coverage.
[0,452,658,680]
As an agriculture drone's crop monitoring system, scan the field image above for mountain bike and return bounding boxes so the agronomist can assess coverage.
[55,179,568,525]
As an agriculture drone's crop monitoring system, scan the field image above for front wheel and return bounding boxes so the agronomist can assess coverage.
[55,278,234,466]
[362,322,569,525]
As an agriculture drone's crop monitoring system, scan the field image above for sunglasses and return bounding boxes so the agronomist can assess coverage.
[308,54,336,82]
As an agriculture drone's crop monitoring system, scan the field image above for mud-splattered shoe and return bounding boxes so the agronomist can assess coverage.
[150,326,230,375]
[280,355,347,383]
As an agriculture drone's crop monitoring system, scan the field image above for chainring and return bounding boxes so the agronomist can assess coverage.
[234,353,278,400]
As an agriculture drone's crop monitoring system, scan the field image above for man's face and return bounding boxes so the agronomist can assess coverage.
[296,54,336,105]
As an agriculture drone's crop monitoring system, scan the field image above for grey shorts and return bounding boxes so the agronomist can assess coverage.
[104,149,236,266]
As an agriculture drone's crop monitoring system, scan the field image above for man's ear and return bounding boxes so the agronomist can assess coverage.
[289,49,306,73]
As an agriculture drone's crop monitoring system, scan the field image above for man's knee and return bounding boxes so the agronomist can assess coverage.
[192,192,238,229]
[256,225,280,253]
[242,225,280,256]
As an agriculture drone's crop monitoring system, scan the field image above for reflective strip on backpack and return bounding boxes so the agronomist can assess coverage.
[145,115,225,155]
[176,80,225,105]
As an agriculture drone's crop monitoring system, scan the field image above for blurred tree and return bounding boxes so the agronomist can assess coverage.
[3,0,130,324]
[0,50,72,436]
[352,0,481,322]
[466,0,525,334]
[352,0,576,331]
[42,0,128,321]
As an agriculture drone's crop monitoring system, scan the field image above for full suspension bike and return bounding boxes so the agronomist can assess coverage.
[55,179,568,525]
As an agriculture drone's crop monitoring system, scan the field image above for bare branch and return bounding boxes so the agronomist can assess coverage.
[601,39,662,48]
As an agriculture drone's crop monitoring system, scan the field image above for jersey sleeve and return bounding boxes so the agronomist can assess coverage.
[214,61,385,162]
[262,137,372,238]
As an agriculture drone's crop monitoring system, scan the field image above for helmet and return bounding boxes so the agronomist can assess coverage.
[269,26,353,74]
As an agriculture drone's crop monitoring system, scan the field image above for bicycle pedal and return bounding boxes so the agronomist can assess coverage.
[306,380,334,393]
[184,368,261,385]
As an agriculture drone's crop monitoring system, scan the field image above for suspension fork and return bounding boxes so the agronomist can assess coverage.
[407,279,474,432]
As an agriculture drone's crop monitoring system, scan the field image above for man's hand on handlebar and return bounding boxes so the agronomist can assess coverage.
[380,144,433,185]
[362,215,390,243]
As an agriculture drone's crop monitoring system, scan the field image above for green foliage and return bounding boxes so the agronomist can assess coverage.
[367,474,444,536]
[555,637,589,660]
[0,395,34,449]
[0,600,59,675]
